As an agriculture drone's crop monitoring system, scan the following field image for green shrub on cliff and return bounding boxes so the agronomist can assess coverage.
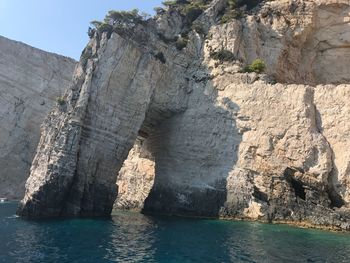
[229,0,262,10]
[105,9,143,27]
[162,0,178,6]
[154,6,166,15]
[192,23,205,34]
[56,96,66,105]
[161,0,211,23]
[228,0,237,9]
[183,5,204,22]
[220,9,244,23]
[175,37,188,50]
[98,23,113,33]
[210,49,235,62]
[90,9,148,37]
[220,0,263,24]
[89,21,113,38]
[243,59,266,73]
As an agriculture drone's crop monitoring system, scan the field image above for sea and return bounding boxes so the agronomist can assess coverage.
[1,201,350,262]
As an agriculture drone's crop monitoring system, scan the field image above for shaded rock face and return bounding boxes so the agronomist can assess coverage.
[17,0,350,230]
[0,36,76,199]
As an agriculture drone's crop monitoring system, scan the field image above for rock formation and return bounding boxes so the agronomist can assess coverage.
[114,139,155,211]
[17,0,350,230]
[0,36,76,199]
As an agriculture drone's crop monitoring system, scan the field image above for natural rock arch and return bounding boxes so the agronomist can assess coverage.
[16,33,187,217]
[17,23,240,218]
[17,0,350,231]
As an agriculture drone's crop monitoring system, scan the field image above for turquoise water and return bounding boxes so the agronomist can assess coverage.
[1,202,350,262]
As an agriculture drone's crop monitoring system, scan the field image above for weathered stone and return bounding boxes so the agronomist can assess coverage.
[208,0,350,85]
[113,139,155,211]
[17,27,190,217]
[314,86,350,205]
[0,36,76,199]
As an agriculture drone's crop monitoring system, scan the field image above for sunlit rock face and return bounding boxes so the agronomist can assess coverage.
[16,0,350,230]
[0,36,76,199]
[113,139,155,211]
[207,0,350,85]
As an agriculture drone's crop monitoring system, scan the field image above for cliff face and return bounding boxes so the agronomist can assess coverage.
[17,0,350,230]
[0,36,76,199]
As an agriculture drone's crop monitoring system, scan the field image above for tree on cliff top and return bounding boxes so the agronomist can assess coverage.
[89,9,149,37]
[104,9,145,28]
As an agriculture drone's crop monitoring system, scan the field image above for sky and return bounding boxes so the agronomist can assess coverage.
[0,0,163,60]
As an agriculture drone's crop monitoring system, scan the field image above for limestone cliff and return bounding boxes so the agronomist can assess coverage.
[0,36,76,199]
[17,0,350,230]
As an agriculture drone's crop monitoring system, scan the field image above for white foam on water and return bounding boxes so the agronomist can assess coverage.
[5,215,19,219]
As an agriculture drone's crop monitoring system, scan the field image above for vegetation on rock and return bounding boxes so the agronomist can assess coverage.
[161,0,212,28]
[175,37,188,50]
[56,96,66,105]
[243,59,266,73]
[210,49,235,62]
[192,24,206,35]
[220,0,263,24]
[220,9,244,23]
[158,33,178,44]
[89,9,149,38]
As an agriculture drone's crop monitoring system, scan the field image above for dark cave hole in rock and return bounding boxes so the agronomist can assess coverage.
[283,167,306,201]
[328,187,345,208]
[253,186,268,203]
[290,177,306,201]
[138,130,149,139]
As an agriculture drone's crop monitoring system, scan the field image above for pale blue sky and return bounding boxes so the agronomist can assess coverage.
[0,0,163,60]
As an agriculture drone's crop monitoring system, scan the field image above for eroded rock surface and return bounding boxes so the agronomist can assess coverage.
[17,0,350,230]
[0,36,76,199]
[18,26,190,217]
[113,139,155,211]
[207,0,350,85]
